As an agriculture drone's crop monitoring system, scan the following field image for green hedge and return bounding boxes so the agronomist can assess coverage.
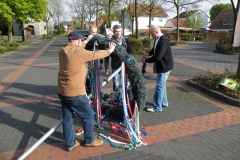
[195,36,203,41]
[181,34,191,41]
[0,41,19,54]
[128,37,152,55]
[42,34,53,39]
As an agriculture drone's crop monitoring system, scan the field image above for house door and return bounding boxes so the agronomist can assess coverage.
[28,25,35,35]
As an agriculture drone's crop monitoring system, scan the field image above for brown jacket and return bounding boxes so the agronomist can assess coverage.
[58,42,110,97]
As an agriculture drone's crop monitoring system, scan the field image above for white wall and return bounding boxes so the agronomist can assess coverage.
[164,20,174,28]
[210,29,231,32]
[12,17,54,36]
[124,16,168,32]
[199,13,210,29]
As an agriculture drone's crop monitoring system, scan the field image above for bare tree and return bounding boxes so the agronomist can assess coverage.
[71,0,87,29]
[126,0,146,38]
[42,9,53,35]
[96,0,122,27]
[141,0,167,38]
[165,0,205,42]
[48,0,65,35]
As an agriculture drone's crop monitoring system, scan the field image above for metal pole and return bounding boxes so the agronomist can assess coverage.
[194,14,197,41]
[123,9,125,36]
[17,119,63,160]
[101,67,121,87]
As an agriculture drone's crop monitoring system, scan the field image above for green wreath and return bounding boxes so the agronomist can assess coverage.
[85,34,147,120]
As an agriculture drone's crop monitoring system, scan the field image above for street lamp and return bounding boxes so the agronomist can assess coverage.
[120,4,128,36]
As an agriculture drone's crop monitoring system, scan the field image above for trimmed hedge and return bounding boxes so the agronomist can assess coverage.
[181,33,191,41]
[128,37,151,55]
[195,36,203,41]
[42,34,53,39]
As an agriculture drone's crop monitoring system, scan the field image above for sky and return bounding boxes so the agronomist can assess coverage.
[165,0,237,18]
[63,0,237,21]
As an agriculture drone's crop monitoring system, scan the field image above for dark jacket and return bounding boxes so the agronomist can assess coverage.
[111,37,131,69]
[145,35,173,73]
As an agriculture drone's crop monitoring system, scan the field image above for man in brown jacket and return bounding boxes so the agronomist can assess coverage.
[58,31,116,151]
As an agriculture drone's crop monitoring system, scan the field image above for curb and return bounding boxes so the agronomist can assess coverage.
[187,79,240,107]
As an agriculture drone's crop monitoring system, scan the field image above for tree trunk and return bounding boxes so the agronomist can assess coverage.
[21,21,25,42]
[107,0,111,28]
[135,0,138,39]
[46,22,49,35]
[231,0,238,44]
[7,22,13,42]
[176,5,180,42]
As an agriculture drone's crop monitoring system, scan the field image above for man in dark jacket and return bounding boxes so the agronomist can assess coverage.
[111,25,131,90]
[142,25,173,112]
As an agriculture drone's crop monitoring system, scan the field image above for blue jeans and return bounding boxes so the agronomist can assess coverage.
[153,70,171,111]
[104,56,109,69]
[58,94,95,148]
[112,68,130,91]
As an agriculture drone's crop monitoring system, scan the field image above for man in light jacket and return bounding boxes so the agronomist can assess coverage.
[58,31,116,151]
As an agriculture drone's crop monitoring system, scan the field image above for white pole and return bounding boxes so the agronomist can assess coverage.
[194,14,197,41]
[101,66,121,87]
[17,119,63,160]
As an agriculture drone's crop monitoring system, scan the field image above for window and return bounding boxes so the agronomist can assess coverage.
[44,26,46,30]
[158,18,163,21]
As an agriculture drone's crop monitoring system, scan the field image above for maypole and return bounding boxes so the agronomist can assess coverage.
[91,41,103,128]
[98,62,148,150]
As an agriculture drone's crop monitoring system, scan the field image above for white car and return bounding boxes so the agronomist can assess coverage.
[123,29,132,36]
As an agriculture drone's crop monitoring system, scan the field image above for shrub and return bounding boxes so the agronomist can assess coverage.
[215,44,240,54]
[166,34,174,39]
[170,40,186,46]
[195,36,203,41]
[42,34,53,39]
[192,70,240,99]
[128,37,143,55]
[141,38,152,54]
[181,34,191,41]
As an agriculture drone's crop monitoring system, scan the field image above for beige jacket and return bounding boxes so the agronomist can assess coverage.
[58,42,110,97]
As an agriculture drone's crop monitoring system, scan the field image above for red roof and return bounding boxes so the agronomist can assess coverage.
[169,19,186,27]
[209,9,234,29]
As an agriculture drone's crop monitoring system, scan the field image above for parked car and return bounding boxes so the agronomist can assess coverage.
[123,29,132,36]
[75,30,88,40]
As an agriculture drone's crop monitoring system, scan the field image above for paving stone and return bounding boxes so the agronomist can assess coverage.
[1,39,240,160]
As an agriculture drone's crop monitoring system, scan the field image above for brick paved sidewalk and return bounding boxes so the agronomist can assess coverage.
[0,38,239,160]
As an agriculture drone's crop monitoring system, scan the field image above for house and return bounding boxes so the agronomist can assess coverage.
[209,9,234,32]
[165,10,210,32]
[12,10,54,36]
[164,18,192,32]
[124,4,169,33]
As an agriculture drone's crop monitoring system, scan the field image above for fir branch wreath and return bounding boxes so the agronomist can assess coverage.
[85,34,147,120]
